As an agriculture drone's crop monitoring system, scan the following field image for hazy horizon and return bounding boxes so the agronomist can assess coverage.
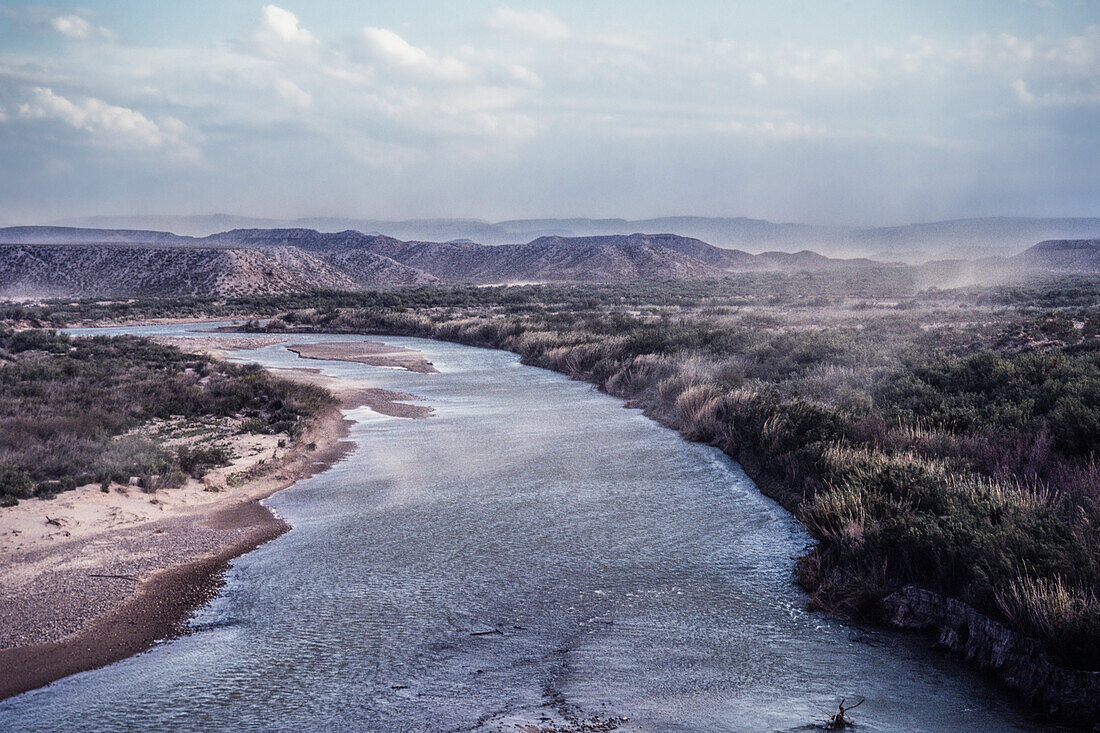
[34,211,1100,231]
[1,2,1097,226]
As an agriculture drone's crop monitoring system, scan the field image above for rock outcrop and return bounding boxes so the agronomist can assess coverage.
[884,585,1100,729]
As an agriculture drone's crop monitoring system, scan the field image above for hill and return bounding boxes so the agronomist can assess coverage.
[0,244,427,298]
[206,230,731,283]
[204,229,884,281]
[0,226,194,246]
[6,227,1095,298]
[49,216,1100,261]
[1014,239,1100,272]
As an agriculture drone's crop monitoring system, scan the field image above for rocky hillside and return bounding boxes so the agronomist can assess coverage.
[207,229,879,281]
[0,226,956,297]
[351,234,724,282]
[318,248,437,287]
[0,244,426,298]
[1014,239,1100,272]
[913,239,1100,288]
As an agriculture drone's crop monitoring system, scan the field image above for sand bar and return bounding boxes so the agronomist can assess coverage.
[286,340,440,374]
[0,340,432,700]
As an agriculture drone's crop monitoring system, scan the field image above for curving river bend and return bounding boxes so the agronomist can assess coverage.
[0,324,1055,732]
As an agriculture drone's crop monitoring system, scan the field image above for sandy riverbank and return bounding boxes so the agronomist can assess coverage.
[151,335,436,418]
[286,340,440,374]
[0,339,433,700]
[151,335,295,359]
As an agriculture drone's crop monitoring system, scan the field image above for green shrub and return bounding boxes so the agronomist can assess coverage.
[0,331,332,504]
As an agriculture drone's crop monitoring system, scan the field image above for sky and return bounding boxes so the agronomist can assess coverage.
[0,1,1096,226]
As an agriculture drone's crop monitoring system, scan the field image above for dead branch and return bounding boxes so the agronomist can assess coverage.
[825,698,865,730]
[88,573,138,581]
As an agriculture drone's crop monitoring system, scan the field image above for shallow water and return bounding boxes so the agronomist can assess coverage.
[0,323,1056,731]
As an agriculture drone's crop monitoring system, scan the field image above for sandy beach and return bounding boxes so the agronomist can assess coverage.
[0,337,433,699]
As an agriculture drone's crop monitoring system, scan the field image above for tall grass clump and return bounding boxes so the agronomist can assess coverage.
[998,576,1100,669]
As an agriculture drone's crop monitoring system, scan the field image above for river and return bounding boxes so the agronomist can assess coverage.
[0,323,1054,731]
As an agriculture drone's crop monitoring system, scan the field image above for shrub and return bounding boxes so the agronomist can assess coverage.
[998,576,1100,669]
[0,331,332,504]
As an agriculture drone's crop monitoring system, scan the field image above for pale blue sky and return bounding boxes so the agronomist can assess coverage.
[0,1,1096,225]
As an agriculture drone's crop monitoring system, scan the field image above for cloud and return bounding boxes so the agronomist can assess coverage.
[19,87,160,143]
[0,4,1094,224]
[275,78,312,107]
[1013,78,1036,103]
[484,7,571,43]
[49,14,116,41]
[16,87,199,160]
[507,63,541,86]
[362,27,473,81]
[0,8,116,41]
[256,5,317,47]
[716,120,827,140]
[1012,76,1100,106]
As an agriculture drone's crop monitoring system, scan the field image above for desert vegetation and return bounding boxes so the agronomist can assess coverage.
[4,274,1099,673]
[226,277,1098,673]
[0,328,332,506]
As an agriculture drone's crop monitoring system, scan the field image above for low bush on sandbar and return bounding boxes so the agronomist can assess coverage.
[0,329,332,505]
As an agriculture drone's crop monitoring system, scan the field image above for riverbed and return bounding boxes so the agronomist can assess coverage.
[0,323,1054,731]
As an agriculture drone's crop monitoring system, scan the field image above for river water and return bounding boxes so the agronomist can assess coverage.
[0,323,1055,732]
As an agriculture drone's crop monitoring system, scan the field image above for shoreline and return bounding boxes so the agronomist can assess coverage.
[0,401,355,701]
[0,337,434,701]
[5,323,1084,725]
[251,323,1098,728]
[0,501,289,701]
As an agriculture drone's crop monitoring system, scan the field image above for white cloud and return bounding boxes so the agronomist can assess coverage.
[507,63,542,86]
[19,87,160,144]
[362,27,473,81]
[718,120,827,139]
[49,14,116,41]
[256,5,317,47]
[1013,78,1036,103]
[1011,77,1100,106]
[275,78,312,107]
[0,9,115,41]
[484,7,571,43]
[16,87,200,160]
[1,2,1094,221]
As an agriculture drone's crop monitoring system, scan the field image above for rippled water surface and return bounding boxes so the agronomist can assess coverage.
[0,323,1053,732]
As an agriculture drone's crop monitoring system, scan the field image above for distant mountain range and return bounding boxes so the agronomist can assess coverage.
[49,215,1100,261]
[0,226,1096,299]
[0,227,892,298]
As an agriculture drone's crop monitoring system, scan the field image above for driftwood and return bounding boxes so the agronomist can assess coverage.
[44,516,62,526]
[89,573,138,582]
[825,698,865,729]
[469,629,503,636]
